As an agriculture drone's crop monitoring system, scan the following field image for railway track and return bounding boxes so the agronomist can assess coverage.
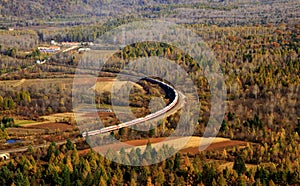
[81,77,180,137]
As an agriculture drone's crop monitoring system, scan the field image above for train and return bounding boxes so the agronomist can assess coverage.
[82,77,179,137]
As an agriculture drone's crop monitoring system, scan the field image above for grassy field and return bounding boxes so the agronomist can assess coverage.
[14,119,41,126]
[0,76,144,95]
[92,80,144,93]
[40,112,74,122]
[0,78,74,86]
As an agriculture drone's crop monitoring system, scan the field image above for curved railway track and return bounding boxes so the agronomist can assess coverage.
[81,77,180,137]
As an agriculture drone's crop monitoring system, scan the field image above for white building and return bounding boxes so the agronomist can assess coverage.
[36,60,46,64]
[78,48,91,52]
[0,153,10,161]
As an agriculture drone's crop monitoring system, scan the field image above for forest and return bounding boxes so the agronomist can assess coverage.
[0,21,298,185]
[1,131,300,185]
[0,0,299,185]
[0,0,298,27]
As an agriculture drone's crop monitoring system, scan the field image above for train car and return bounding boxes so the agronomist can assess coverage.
[82,77,179,136]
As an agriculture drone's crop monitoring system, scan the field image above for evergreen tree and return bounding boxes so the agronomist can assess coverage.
[66,139,74,151]
[46,142,56,161]
[143,141,152,163]
[202,164,215,186]
[233,155,246,175]
[220,120,227,132]
[14,169,30,186]
[174,153,181,170]
[296,118,300,134]
[62,166,71,186]
[0,166,12,185]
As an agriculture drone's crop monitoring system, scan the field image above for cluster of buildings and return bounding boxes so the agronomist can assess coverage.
[51,40,94,47]
[38,40,93,53]
[36,40,93,64]
[78,48,91,52]
[38,46,61,53]
[61,42,81,46]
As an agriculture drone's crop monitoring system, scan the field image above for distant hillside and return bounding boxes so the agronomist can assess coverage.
[0,0,105,19]
[0,0,149,27]
[0,0,176,20]
[0,0,299,27]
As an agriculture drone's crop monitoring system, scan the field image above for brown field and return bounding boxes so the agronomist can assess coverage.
[24,122,76,131]
[6,127,45,135]
[0,76,119,89]
[180,140,248,155]
[0,78,74,87]
[80,137,246,155]
[79,137,170,155]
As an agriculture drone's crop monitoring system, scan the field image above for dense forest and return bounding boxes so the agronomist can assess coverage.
[1,22,298,131]
[0,0,299,27]
[0,0,299,184]
[2,134,300,185]
[0,21,299,185]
